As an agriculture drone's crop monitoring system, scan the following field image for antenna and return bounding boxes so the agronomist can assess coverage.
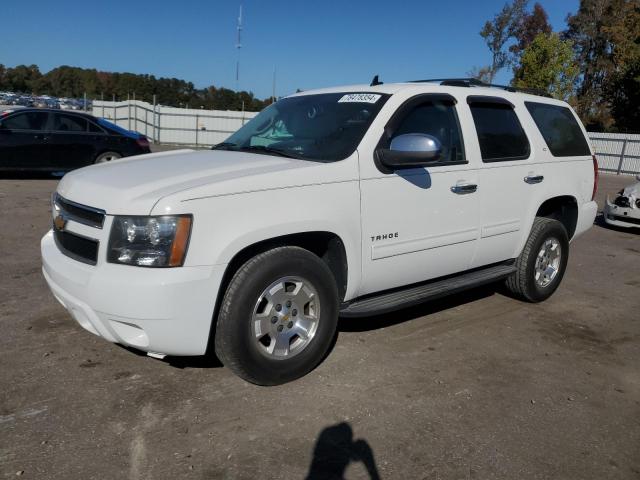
[235,3,243,91]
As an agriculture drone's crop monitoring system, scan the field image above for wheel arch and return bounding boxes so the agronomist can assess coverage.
[220,231,349,303]
[94,149,123,163]
[534,195,579,240]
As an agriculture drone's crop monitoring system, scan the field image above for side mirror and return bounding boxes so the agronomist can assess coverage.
[377,133,442,170]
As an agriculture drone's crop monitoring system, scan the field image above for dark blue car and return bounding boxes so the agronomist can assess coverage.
[0,108,151,172]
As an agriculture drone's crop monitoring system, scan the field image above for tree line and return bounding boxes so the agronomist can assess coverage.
[472,0,639,132]
[1,0,638,131]
[0,64,272,112]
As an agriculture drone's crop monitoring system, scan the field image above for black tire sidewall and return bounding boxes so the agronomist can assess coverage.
[524,221,569,302]
[218,248,338,385]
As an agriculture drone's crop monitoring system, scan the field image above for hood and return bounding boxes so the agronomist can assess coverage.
[57,149,356,215]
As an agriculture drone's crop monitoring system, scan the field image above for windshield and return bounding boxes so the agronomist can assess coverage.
[219,92,390,162]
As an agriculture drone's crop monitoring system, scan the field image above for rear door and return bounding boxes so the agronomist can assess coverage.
[48,113,100,169]
[0,111,50,169]
[465,96,535,267]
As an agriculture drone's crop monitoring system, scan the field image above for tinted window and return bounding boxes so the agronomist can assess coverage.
[392,101,465,162]
[525,102,590,157]
[2,112,48,131]
[54,113,88,132]
[88,122,104,133]
[470,103,530,161]
[97,118,132,136]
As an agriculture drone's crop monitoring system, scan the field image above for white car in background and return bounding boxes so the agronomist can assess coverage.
[604,175,640,229]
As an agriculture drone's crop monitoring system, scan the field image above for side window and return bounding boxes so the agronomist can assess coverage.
[469,102,530,162]
[54,113,88,132]
[88,121,105,133]
[392,101,465,162]
[525,102,590,157]
[2,112,48,131]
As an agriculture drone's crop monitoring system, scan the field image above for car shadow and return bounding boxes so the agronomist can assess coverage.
[305,422,381,480]
[154,284,501,371]
[0,171,64,180]
[115,343,224,369]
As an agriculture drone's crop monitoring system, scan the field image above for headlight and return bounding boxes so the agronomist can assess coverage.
[107,215,192,267]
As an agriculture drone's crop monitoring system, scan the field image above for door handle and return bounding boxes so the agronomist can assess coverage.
[451,183,478,194]
[524,175,544,184]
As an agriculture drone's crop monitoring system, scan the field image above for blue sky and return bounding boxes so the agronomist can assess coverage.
[2,0,579,99]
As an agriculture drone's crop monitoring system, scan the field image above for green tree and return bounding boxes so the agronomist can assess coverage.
[513,33,578,100]
[479,0,529,82]
[510,3,552,57]
[0,63,271,111]
[564,0,640,130]
[608,59,640,132]
[0,64,6,90]
[4,64,42,93]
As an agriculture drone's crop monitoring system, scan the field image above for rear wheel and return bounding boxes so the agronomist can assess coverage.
[94,151,122,163]
[505,217,569,302]
[214,246,339,385]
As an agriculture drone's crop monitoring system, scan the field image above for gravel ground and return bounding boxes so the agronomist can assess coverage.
[0,170,639,480]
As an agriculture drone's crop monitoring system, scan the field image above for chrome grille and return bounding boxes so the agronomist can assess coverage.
[53,193,106,229]
[52,193,105,264]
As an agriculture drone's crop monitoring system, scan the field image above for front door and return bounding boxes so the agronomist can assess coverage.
[358,94,480,296]
[0,111,50,169]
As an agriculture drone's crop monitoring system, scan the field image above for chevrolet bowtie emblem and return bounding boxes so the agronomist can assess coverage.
[53,214,67,231]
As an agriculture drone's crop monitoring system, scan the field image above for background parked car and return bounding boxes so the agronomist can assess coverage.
[604,175,640,229]
[0,108,150,172]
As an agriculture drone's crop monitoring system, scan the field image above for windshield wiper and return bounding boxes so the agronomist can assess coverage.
[211,142,237,150]
[237,145,306,160]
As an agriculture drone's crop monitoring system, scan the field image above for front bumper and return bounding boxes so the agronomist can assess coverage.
[41,230,226,356]
[604,197,640,229]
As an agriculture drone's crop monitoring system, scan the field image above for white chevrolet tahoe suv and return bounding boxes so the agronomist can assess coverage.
[41,78,599,385]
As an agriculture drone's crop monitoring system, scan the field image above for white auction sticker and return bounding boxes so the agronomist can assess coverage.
[338,93,382,104]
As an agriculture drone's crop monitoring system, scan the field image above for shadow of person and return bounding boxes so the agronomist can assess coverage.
[306,422,380,480]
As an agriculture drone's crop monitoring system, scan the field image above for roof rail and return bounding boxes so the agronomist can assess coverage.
[409,78,552,98]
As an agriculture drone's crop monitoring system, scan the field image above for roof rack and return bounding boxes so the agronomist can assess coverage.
[409,78,551,98]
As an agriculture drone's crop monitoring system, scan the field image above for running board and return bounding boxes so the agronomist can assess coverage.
[340,262,516,317]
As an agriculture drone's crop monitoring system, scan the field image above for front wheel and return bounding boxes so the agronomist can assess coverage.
[214,246,339,385]
[505,217,569,302]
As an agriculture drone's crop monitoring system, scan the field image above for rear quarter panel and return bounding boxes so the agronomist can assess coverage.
[512,98,595,255]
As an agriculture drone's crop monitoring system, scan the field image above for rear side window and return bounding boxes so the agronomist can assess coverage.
[88,122,104,133]
[2,112,48,131]
[54,113,88,132]
[469,103,530,162]
[393,101,465,162]
[525,102,590,157]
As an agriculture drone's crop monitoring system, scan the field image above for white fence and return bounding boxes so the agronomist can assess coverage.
[587,132,640,176]
[91,100,258,146]
[91,100,640,175]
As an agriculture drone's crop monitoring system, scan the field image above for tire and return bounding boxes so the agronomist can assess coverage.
[214,246,339,385]
[505,217,569,302]
[94,151,122,164]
